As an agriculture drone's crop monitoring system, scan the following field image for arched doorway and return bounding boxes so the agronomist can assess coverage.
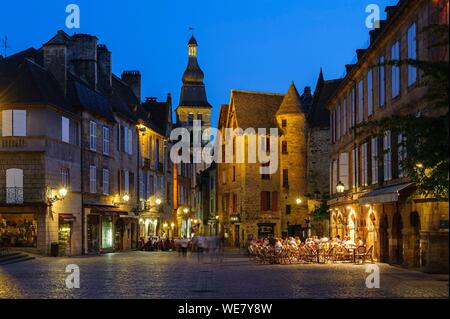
[379,214,389,263]
[410,211,421,268]
[392,212,404,265]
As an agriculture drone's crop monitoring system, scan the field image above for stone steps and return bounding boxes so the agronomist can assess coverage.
[0,252,35,266]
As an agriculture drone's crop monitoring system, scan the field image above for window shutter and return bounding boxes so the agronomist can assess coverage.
[261,191,266,211]
[272,192,278,211]
[2,110,13,136]
[128,128,133,155]
[117,125,121,151]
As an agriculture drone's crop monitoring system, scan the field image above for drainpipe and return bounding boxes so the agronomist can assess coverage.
[80,118,86,255]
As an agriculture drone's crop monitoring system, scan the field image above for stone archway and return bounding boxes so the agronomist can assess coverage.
[410,211,422,268]
[379,213,389,263]
[392,212,404,265]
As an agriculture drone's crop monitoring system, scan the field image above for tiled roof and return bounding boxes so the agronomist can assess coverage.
[308,77,343,128]
[217,104,229,129]
[67,73,115,122]
[0,55,78,115]
[141,97,172,136]
[110,75,138,122]
[276,82,304,116]
[231,90,285,130]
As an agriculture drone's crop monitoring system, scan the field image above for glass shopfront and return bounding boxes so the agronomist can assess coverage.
[58,223,72,256]
[0,213,37,247]
[102,216,113,249]
[87,215,99,253]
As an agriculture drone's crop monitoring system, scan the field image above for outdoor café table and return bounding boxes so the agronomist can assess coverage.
[345,245,358,263]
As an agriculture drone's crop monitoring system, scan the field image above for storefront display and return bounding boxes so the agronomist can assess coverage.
[102,216,113,249]
[87,215,99,253]
[0,213,37,247]
[58,223,72,256]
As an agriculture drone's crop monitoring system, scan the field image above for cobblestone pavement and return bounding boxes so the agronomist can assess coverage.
[0,250,448,299]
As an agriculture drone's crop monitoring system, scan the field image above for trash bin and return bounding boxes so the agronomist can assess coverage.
[50,242,59,257]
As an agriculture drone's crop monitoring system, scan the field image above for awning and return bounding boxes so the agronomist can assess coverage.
[59,214,77,222]
[90,206,128,216]
[358,183,415,205]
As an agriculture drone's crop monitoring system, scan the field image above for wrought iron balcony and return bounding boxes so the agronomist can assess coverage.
[5,187,24,204]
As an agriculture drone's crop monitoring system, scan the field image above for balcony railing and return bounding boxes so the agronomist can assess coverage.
[0,187,46,205]
[5,187,24,204]
[1,138,26,149]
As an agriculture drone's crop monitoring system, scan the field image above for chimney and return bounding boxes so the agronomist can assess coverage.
[43,43,68,96]
[97,44,112,95]
[69,34,98,89]
[146,97,157,103]
[303,86,311,96]
[122,71,141,101]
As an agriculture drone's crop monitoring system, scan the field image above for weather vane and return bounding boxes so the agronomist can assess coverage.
[2,36,9,57]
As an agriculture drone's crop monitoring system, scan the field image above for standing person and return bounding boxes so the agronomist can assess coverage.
[180,236,189,257]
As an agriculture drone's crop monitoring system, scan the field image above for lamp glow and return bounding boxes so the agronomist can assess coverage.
[122,194,130,202]
[155,198,162,206]
[336,181,345,194]
[59,187,68,198]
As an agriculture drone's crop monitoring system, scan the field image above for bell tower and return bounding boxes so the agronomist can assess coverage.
[176,35,212,130]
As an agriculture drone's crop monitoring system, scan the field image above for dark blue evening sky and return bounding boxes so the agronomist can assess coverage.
[0,0,396,125]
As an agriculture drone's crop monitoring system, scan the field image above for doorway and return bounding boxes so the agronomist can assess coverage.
[379,214,389,263]
[410,211,421,268]
[392,212,404,265]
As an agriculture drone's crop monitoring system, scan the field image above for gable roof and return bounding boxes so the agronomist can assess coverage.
[230,90,285,130]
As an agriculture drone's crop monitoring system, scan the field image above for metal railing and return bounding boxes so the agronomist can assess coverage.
[5,187,24,204]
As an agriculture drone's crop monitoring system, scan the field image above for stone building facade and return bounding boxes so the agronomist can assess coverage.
[0,30,172,256]
[327,0,449,273]
[216,78,337,246]
[0,48,82,255]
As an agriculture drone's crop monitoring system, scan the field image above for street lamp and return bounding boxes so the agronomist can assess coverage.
[183,208,189,214]
[155,198,162,206]
[336,181,345,194]
[122,194,130,202]
[47,187,68,204]
[296,197,302,205]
